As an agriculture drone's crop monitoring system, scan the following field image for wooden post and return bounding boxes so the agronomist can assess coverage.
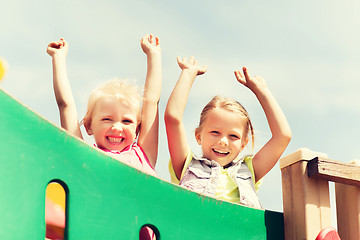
[280,148,332,240]
[335,160,360,240]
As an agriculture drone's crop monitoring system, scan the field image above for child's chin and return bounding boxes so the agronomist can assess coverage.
[115,146,127,151]
[107,143,126,151]
[213,157,233,166]
[213,153,231,161]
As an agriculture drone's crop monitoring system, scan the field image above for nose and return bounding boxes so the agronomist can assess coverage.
[111,122,123,132]
[219,136,229,146]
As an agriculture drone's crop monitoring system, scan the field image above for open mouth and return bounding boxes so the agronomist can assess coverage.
[212,148,229,156]
[107,136,124,144]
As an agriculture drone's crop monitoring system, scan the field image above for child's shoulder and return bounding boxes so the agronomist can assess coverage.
[243,154,254,165]
[241,154,262,190]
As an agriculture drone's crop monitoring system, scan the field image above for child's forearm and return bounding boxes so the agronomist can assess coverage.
[253,87,292,140]
[252,86,292,181]
[166,57,206,179]
[52,55,82,138]
[138,51,162,166]
[165,69,198,122]
[165,70,197,179]
[52,55,75,110]
[143,52,161,104]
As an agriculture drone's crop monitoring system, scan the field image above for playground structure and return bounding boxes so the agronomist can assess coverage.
[0,88,358,239]
[280,149,360,239]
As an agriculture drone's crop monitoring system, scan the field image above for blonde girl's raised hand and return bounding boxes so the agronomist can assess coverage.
[47,38,68,58]
[177,56,207,75]
[47,38,82,139]
[140,34,161,55]
[138,34,162,168]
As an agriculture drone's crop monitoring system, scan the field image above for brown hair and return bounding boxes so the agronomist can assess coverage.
[196,95,254,150]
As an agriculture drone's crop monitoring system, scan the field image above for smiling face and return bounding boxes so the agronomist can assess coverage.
[85,95,140,152]
[195,108,249,166]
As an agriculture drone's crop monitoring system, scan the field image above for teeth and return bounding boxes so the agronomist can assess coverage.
[213,149,229,155]
[107,137,123,143]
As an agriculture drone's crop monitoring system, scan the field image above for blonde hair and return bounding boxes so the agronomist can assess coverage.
[82,78,142,131]
[196,95,255,151]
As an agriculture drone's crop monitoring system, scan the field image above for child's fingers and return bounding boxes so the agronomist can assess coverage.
[199,65,208,74]
[49,41,62,49]
[140,34,149,44]
[141,34,161,48]
[234,70,246,85]
[176,56,182,64]
[234,70,244,79]
[234,70,244,80]
[189,56,195,64]
[242,66,252,80]
[196,65,207,75]
[155,36,159,46]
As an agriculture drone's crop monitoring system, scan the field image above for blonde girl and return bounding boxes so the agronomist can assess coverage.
[46,34,161,177]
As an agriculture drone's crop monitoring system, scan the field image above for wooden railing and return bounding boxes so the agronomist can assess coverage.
[280,148,360,240]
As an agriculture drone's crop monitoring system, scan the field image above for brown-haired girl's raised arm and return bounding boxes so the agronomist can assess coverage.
[234,67,292,182]
[165,56,207,179]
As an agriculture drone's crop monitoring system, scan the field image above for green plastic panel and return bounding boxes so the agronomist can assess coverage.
[0,89,284,239]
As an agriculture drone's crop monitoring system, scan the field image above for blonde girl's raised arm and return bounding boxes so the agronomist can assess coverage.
[165,56,207,179]
[234,67,292,182]
[138,34,162,168]
[47,39,83,139]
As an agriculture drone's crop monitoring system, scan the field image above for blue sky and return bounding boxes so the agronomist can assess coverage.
[1,0,360,215]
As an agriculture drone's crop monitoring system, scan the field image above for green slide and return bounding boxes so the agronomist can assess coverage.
[0,89,284,239]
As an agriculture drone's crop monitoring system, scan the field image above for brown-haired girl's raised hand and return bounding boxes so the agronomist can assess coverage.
[165,56,207,179]
[177,56,207,75]
[234,67,292,182]
[234,66,267,93]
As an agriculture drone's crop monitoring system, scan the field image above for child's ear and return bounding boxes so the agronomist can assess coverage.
[136,122,141,135]
[84,122,93,135]
[195,128,201,145]
[241,137,249,150]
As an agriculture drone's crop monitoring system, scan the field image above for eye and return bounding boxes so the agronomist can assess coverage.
[229,134,240,140]
[210,131,220,135]
[122,119,134,124]
[101,117,113,122]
